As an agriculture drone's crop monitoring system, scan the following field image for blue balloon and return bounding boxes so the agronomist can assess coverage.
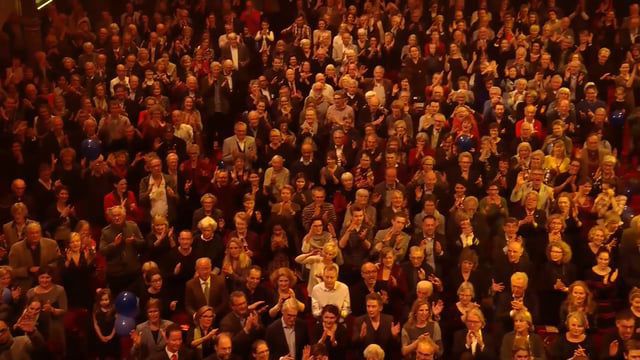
[115,291,139,317]
[610,110,625,127]
[456,134,474,152]
[81,139,102,161]
[115,314,136,336]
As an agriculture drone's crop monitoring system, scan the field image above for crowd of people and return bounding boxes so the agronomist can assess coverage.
[4,0,640,359]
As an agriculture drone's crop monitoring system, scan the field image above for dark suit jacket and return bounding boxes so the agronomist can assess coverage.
[451,329,495,360]
[220,45,251,70]
[494,290,540,334]
[351,314,399,359]
[149,347,201,360]
[219,312,263,358]
[9,238,59,291]
[265,318,308,360]
[184,275,229,316]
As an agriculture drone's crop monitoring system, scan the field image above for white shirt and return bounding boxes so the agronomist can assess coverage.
[230,46,239,69]
[310,281,351,318]
[148,175,168,218]
[200,277,210,295]
[281,318,296,358]
[165,348,178,360]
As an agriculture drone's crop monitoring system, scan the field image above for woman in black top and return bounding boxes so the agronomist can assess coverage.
[310,304,349,360]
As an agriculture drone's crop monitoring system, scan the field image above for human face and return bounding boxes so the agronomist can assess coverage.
[616,318,635,340]
[322,310,337,328]
[231,295,248,316]
[382,252,395,267]
[591,230,605,245]
[465,313,482,332]
[550,246,563,262]
[366,299,381,318]
[65,233,81,252]
[514,317,529,333]
[99,294,111,308]
[278,275,290,291]
[253,343,270,360]
[147,307,160,322]
[361,264,377,284]
[246,269,261,290]
[26,226,41,246]
[227,241,241,258]
[392,216,407,232]
[571,286,586,305]
[150,274,162,290]
[409,250,425,267]
[549,219,563,233]
[282,307,298,327]
[311,220,324,235]
[507,243,522,263]
[323,270,337,289]
[417,304,430,323]
[567,317,585,337]
[38,273,52,288]
[596,251,610,268]
[459,289,473,305]
[216,336,233,359]
[178,232,193,249]
[196,261,212,280]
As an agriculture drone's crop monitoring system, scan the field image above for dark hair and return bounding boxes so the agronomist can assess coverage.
[144,268,162,284]
[616,309,635,322]
[321,304,340,318]
[365,292,383,306]
[37,266,54,277]
[164,323,182,338]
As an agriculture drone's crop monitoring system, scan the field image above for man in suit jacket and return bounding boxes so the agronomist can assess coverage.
[451,309,495,360]
[99,205,145,295]
[220,34,250,74]
[8,222,59,291]
[219,291,264,359]
[494,272,539,337]
[352,293,400,359]
[185,257,228,317]
[222,121,258,166]
[265,299,308,360]
[423,113,450,151]
[360,66,393,107]
[150,323,201,360]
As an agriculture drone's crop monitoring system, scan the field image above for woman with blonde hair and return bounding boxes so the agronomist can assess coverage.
[186,305,216,358]
[559,281,597,330]
[499,310,546,360]
[401,299,443,359]
[222,237,252,289]
[295,240,340,294]
[551,311,595,359]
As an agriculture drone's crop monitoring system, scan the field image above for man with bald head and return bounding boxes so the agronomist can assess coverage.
[185,257,228,317]
[350,262,382,316]
[1,179,35,223]
[221,32,250,72]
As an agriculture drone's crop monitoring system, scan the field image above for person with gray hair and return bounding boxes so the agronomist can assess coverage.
[98,205,144,295]
[265,298,309,360]
[185,257,228,317]
[8,222,60,292]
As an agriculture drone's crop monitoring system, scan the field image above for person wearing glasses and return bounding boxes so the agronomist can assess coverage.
[414,337,439,360]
